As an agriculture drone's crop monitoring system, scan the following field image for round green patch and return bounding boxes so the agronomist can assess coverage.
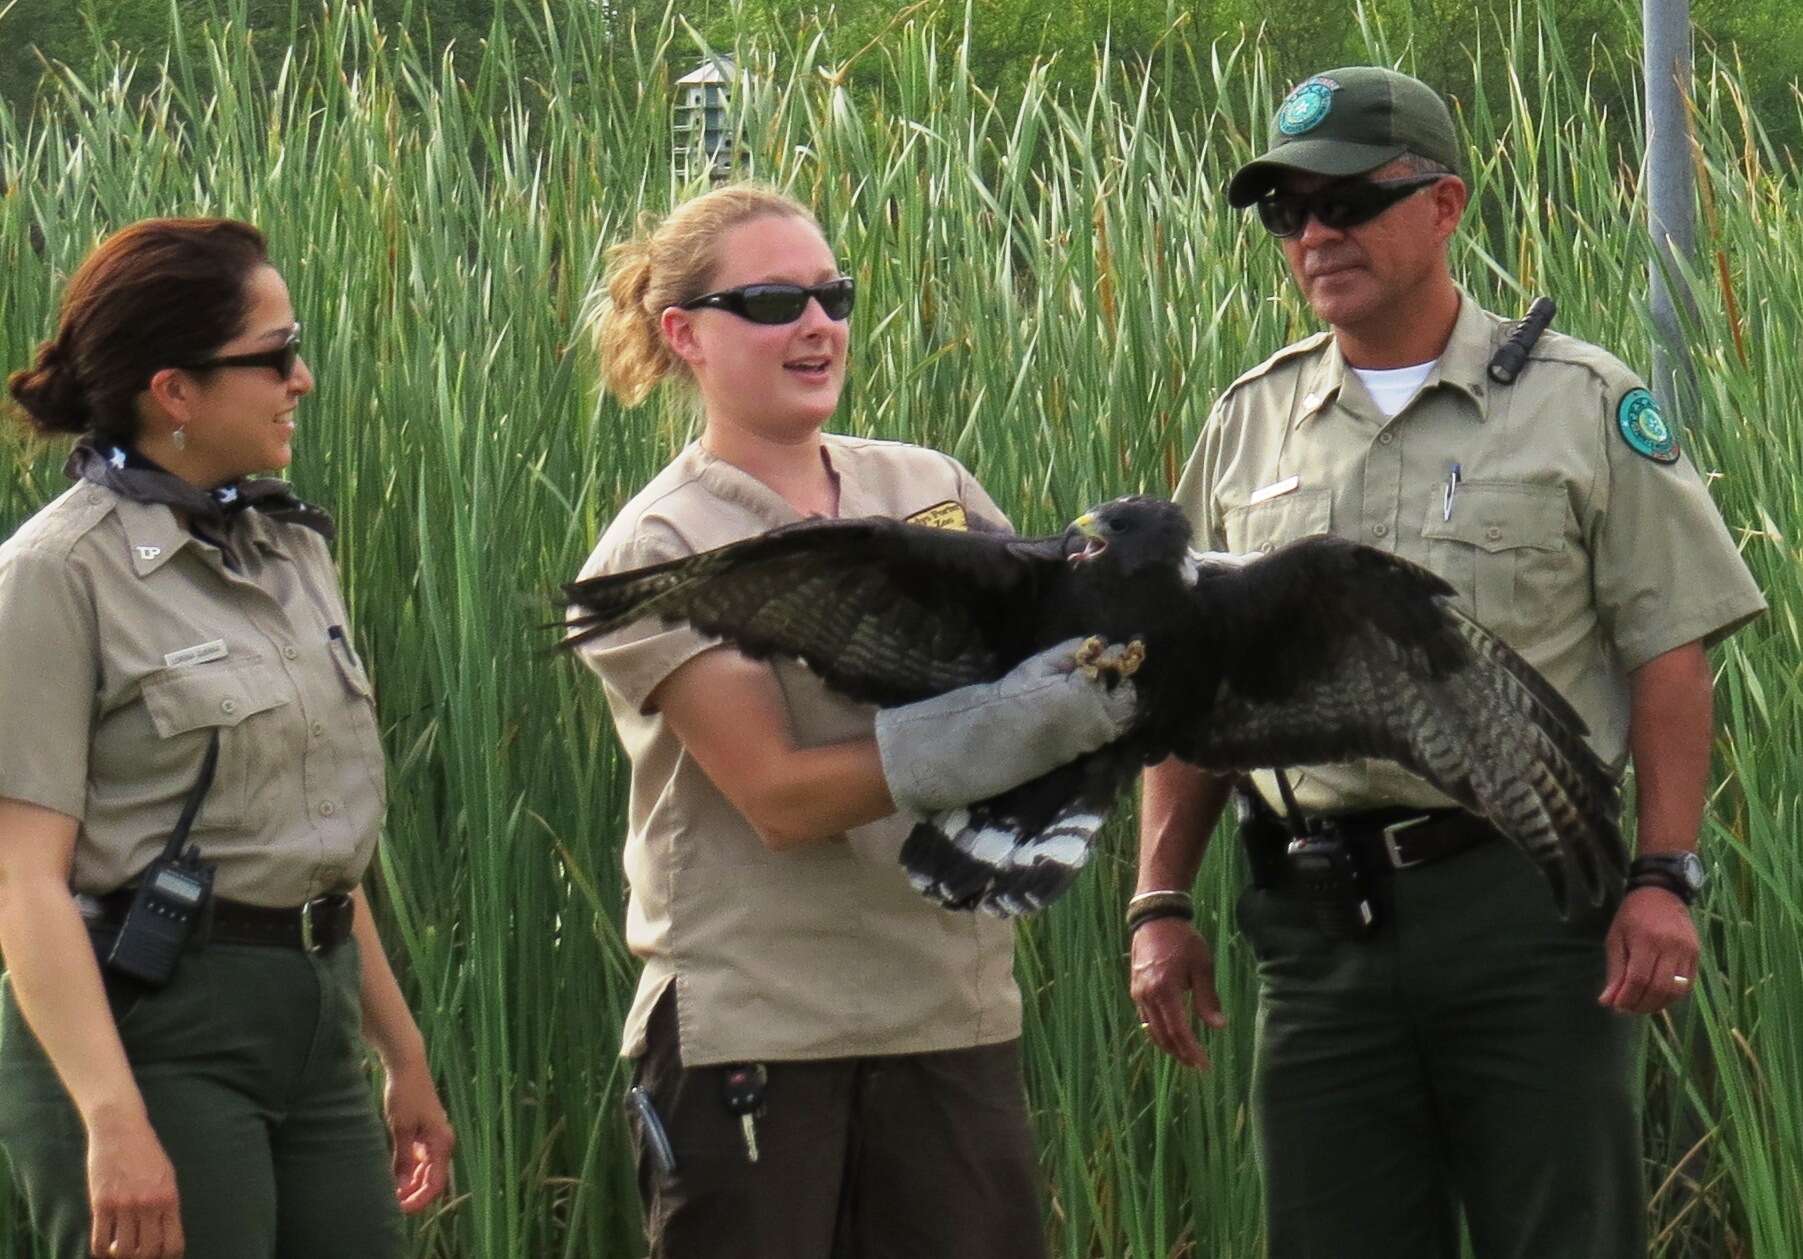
[1277,80,1336,136]
[1616,387,1678,463]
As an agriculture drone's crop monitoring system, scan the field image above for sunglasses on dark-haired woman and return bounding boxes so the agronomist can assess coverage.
[180,322,303,379]
[1256,174,1444,239]
[678,278,856,325]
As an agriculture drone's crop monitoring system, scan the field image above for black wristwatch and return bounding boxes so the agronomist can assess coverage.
[1626,853,1706,906]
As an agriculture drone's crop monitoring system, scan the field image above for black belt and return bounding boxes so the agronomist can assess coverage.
[1315,807,1500,871]
[84,889,355,954]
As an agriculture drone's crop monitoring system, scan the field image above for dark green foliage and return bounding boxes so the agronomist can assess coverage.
[4,1,1800,159]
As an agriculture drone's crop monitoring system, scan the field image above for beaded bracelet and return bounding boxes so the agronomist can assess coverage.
[1125,889,1195,932]
[1127,905,1195,935]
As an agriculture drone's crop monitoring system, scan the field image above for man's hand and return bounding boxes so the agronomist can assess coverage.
[1598,886,1699,1014]
[1129,917,1227,1069]
[383,1058,455,1214]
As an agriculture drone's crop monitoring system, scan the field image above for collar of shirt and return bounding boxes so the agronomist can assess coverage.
[1292,289,1497,429]
[64,439,337,546]
[111,494,304,578]
[687,434,858,524]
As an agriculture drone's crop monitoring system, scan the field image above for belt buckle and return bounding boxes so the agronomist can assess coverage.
[1381,815,1432,869]
[300,898,319,954]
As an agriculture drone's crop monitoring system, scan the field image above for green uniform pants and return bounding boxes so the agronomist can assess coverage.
[0,937,403,1259]
[1236,838,1644,1259]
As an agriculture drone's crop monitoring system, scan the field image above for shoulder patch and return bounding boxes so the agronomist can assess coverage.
[905,500,969,531]
[1616,388,1679,463]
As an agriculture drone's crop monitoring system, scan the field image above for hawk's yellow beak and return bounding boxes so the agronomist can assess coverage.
[1074,512,1102,539]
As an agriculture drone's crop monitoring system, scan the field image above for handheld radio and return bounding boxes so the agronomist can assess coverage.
[106,731,219,986]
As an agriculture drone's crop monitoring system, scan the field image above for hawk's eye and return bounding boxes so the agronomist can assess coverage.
[1110,517,1132,533]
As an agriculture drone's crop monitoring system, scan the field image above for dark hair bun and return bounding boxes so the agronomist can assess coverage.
[7,338,91,437]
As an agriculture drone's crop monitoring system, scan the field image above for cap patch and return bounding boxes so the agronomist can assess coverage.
[1277,77,1340,136]
[1616,387,1678,463]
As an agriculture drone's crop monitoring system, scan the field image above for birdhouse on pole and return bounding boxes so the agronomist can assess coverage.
[673,57,738,183]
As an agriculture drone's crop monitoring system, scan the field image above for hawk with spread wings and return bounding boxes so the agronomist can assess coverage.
[564,496,1624,918]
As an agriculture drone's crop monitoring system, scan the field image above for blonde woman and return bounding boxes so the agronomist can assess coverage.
[570,184,1131,1256]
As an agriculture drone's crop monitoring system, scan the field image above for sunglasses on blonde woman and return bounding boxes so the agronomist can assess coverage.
[678,278,856,325]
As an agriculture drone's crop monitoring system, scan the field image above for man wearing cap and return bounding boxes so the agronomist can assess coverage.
[1127,67,1764,1257]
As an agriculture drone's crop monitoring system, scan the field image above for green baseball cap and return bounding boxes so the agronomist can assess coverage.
[1227,66,1460,208]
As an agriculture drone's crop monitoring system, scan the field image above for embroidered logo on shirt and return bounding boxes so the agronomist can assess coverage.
[1616,388,1679,463]
[905,501,969,531]
[164,639,229,669]
[135,546,162,561]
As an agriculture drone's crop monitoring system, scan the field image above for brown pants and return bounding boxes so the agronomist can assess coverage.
[628,991,1046,1259]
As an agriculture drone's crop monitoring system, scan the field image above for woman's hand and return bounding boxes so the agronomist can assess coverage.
[382,1057,455,1213]
[86,1108,184,1258]
[345,887,454,1210]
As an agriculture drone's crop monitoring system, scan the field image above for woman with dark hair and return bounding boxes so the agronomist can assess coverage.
[0,218,453,1259]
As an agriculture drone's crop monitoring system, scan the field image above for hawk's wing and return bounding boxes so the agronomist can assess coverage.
[1181,536,1625,914]
[563,517,1066,706]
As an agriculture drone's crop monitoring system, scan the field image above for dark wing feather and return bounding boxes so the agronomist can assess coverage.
[1181,536,1625,913]
[564,518,1065,706]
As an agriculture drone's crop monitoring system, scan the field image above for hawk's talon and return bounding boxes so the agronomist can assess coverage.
[1073,635,1109,679]
[1072,636,1147,683]
[1117,639,1146,678]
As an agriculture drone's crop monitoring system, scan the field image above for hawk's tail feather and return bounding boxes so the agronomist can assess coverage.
[900,801,1109,918]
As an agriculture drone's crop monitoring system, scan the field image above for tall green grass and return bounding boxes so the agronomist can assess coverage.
[1,1,1798,1254]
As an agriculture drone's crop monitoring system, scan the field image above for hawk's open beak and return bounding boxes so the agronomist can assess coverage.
[1070,513,1108,563]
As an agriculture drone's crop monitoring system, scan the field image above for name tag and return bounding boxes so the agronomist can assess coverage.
[164,639,228,669]
[905,500,969,531]
[1248,475,1301,506]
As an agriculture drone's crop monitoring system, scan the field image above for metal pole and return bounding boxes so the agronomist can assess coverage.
[1643,0,1698,420]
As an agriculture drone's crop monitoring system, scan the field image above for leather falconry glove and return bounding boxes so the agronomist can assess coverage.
[874,637,1138,816]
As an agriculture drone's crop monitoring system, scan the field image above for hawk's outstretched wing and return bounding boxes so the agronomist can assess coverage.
[1180,537,1625,913]
[563,518,1064,707]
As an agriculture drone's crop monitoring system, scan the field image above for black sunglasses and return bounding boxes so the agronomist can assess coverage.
[1256,174,1444,239]
[678,278,856,325]
[181,323,303,378]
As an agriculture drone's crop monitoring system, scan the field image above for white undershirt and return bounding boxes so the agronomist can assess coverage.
[1351,359,1439,419]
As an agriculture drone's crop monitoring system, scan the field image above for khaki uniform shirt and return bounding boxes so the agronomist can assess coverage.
[0,483,386,905]
[1176,293,1766,814]
[573,435,1022,1066]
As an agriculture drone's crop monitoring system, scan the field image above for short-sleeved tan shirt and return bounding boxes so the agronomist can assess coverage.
[0,482,386,905]
[1175,293,1766,815]
[572,434,1022,1066]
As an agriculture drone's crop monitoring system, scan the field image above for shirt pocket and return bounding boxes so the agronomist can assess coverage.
[141,658,292,831]
[1419,481,1569,640]
[1224,487,1333,555]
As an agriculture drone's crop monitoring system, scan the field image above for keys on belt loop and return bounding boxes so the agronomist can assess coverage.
[1380,815,1433,869]
[722,1063,767,1164]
